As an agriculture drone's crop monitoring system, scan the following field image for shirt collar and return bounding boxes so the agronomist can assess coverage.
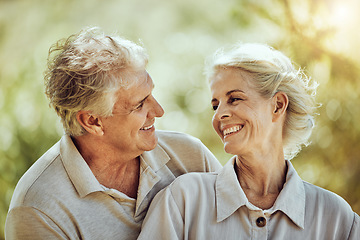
[60,135,103,198]
[59,134,171,201]
[141,142,170,172]
[272,160,306,229]
[135,144,170,215]
[216,156,248,222]
[215,157,305,229]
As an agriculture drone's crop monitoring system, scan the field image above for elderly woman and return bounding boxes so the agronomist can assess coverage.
[138,43,359,239]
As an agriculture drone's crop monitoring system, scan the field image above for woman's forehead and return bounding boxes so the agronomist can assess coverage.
[210,68,253,89]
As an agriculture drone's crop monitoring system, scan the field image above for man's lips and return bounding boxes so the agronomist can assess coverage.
[140,124,154,131]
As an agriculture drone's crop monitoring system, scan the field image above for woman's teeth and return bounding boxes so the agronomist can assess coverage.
[223,125,242,136]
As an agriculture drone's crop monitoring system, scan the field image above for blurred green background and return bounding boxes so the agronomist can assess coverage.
[1,0,359,238]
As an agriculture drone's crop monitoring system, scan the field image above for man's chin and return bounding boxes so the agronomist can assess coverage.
[143,136,158,152]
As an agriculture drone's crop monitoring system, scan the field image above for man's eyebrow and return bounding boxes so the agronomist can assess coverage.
[137,94,150,105]
[133,83,155,106]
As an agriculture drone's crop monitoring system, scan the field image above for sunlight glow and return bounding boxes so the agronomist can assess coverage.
[329,3,354,27]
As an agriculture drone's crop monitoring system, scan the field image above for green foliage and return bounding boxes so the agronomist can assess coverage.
[1,0,359,238]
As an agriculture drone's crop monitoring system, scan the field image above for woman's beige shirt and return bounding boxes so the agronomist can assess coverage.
[139,157,360,240]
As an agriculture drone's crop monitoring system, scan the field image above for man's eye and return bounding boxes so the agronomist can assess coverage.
[135,102,144,110]
[212,105,218,111]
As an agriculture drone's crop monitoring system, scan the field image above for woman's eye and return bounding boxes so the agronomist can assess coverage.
[229,97,242,103]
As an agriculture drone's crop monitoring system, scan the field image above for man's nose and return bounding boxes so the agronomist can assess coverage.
[149,95,164,118]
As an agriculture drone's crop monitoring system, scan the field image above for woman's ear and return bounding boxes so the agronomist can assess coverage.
[76,111,104,136]
[272,91,289,122]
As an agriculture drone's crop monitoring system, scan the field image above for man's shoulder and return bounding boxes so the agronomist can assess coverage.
[152,130,221,173]
[154,130,213,164]
[156,130,202,145]
[9,140,64,209]
[155,130,207,155]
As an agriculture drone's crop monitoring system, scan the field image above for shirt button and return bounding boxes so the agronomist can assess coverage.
[256,217,266,227]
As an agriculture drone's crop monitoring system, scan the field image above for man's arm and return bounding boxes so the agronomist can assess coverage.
[199,140,223,172]
[5,206,68,240]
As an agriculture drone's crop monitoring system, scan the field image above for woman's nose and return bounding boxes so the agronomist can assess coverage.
[214,103,231,120]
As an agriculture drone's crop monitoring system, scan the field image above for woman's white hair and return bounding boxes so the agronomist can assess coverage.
[205,43,319,160]
[44,27,148,136]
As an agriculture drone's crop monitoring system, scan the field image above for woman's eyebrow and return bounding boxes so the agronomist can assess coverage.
[226,89,245,95]
[211,89,245,103]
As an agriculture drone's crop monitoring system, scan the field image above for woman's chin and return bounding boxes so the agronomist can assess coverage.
[224,143,241,156]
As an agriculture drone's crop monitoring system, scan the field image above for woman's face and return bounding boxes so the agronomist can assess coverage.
[210,67,276,156]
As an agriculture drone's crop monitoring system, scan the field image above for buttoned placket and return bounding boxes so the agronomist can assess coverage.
[249,210,268,239]
[245,201,274,240]
[216,158,307,239]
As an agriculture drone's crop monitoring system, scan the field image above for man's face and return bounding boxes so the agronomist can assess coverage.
[100,70,164,159]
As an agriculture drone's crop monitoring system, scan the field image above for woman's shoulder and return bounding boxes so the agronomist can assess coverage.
[163,172,219,214]
[302,180,355,219]
[170,172,218,192]
[165,172,218,203]
[302,181,359,238]
[303,181,350,207]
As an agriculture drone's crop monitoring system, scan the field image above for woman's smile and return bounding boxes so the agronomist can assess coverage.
[222,124,244,139]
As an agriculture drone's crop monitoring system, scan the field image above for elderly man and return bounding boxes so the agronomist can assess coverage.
[5,27,221,239]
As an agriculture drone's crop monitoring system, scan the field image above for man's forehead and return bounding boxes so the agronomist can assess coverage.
[125,70,153,94]
[117,68,148,86]
[113,71,153,109]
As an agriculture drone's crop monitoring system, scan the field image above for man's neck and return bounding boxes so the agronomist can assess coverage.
[71,135,141,199]
[91,157,140,199]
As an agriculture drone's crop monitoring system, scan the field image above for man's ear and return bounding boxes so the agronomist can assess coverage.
[76,111,104,136]
[272,91,289,122]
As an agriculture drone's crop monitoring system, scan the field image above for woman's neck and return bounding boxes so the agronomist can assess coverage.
[235,152,287,209]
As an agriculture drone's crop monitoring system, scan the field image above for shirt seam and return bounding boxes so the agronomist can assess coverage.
[346,212,358,239]
[9,205,68,238]
[169,186,185,223]
[21,154,61,205]
[199,140,211,172]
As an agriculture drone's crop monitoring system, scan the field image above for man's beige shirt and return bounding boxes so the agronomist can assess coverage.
[5,130,222,239]
[139,157,360,240]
